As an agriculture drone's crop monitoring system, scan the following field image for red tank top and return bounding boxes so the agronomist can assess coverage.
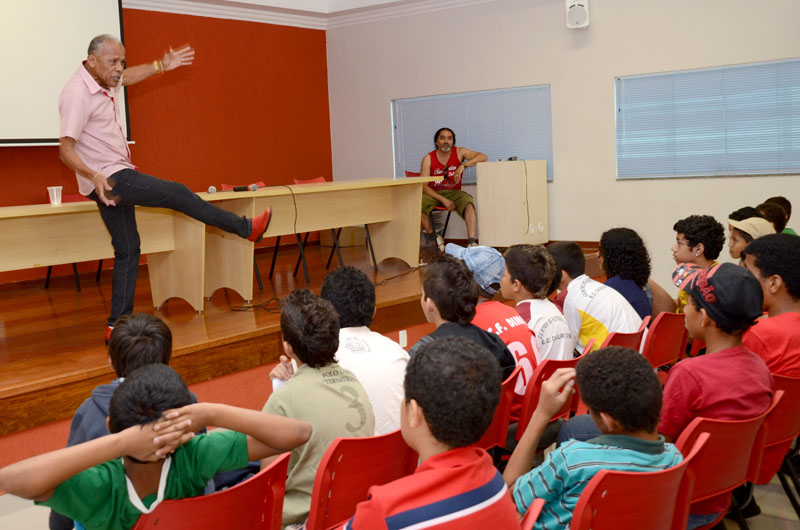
[428,148,462,191]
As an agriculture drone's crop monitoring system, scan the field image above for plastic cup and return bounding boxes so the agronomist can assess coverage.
[47,186,62,206]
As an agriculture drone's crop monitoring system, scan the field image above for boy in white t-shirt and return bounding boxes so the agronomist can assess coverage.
[500,245,576,362]
[548,241,642,354]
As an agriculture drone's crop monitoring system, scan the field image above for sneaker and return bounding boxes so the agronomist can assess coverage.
[436,235,445,254]
[248,207,273,242]
[105,325,113,346]
[467,237,478,248]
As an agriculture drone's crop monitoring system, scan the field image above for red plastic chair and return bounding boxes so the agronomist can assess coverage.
[520,498,545,530]
[306,430,418,530]
[600,315,650,350]
[406,170,451,255]
[754,376,800,518]
[516,356,582,442]
[674,391,782,530]
[570,433,709,530]
[131,452,290,530]
[686,339,706,358]
[641,312,688,383]
[475,365,522,450]
[570,339,595,416]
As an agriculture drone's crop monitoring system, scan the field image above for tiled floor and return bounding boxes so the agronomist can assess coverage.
[1,477,798,528]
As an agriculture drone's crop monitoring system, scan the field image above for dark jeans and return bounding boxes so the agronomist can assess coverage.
[89,169,251,327]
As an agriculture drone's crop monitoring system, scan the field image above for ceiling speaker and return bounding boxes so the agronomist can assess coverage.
[566,0,590,29]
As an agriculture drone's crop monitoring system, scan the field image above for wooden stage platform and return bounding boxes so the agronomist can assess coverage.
[0,244,428,437]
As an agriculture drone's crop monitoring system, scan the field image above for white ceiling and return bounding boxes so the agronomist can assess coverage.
[122,0,493,29]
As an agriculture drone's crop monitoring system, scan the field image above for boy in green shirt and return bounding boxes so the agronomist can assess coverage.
[0,364,311,530]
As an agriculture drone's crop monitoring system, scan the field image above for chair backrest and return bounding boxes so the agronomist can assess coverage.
[220,181,266,190]
[641,312,688,370]
[131,452,290,530]
[756,377,800,484]
[600,315,650,350]
[516,357,581,441]
[686,339,706,358]
[306,430,419,530]
[293,176,327,185]
[675,391,782,504]
[571,433,709,530]
[520,498,545,530]
[404,170,420,177]
[475,365,522,450]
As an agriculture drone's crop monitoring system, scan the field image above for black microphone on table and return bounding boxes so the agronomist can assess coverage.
[207,184,258,194]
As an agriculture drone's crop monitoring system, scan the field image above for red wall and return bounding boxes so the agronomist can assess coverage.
[0,9,332,283]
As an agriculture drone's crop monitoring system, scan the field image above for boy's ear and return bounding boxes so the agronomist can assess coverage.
[105,416,111,432]
[281,340,295,359]
[693,242,706,258]
[598,411,621,433]
[698,307,711,328]
[765,274,783,296]
[407,398,425,430]
[511,278,523,294]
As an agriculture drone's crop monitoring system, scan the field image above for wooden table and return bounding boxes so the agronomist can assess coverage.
[0,178,432,312]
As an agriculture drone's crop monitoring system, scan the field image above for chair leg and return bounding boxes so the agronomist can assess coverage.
[442,211,452,239]
[96,260,103,282]
[364,224,378,271]
[45,266,52,289]
[294,233,311,284]
[253,256,263,290]
[429,212,440,256]
[72,263,81,292]
[268,235,282,279]
[777,468,800,520]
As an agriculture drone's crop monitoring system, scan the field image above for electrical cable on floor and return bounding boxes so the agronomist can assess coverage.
[231,297,282,313]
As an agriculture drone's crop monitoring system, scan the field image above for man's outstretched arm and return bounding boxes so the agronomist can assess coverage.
[122,45,195,86]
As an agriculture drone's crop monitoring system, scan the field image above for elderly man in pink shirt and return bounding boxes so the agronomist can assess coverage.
[59,35,272,343]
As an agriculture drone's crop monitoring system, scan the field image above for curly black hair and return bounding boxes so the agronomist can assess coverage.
[422,255,478,325]
[503,245,556,299]
[729,206,765,222]
[576,346,662,433]
[765,196,792,220]
[672,215,725,260]
[108,364,193,434]
[599,228,652,288]
[757,202,788,233]
[321,266,375,328]
[405,336,501,447]
[280,289,340,368]
[741,234,800,302]
[547,241,586,280]
[109,313,172,377]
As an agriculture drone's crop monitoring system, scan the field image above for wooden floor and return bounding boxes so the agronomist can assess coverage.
[0,243,429,437]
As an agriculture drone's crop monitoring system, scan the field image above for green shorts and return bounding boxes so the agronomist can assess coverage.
[421,189,474,217]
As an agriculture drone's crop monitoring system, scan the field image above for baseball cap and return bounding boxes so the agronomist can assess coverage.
[728,217,775,240]
[672,262,763,331]
[445,243,505,296]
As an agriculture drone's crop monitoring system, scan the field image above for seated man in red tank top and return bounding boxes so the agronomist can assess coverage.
[419,127,487,250]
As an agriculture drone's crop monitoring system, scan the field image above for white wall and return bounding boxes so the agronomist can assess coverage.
[325,0,800,288]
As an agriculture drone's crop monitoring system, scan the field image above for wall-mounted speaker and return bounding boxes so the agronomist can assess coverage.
[566,0,590,29]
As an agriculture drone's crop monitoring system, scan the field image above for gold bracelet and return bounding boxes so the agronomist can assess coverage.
[158,59,164,73]
[153,60,161,74]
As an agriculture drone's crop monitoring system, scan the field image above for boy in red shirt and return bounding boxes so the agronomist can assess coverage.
[741,234,800,377]
[339,336,519,529]
[662,262,773,528]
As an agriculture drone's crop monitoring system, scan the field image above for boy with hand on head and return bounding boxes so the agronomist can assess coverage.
[671,215,726,313]
[663,262,773,528]
[0,364,311,530]
[339,336,520,529]
[263,289,375,528]
[271,266,408,436]
[741,234,800,377]
[504,347,683,528]
[409,255,516,379]
[500,244,575,363]
[547,241,641,354]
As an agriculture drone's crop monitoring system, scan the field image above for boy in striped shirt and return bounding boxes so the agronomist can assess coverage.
[503,347,683,529]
